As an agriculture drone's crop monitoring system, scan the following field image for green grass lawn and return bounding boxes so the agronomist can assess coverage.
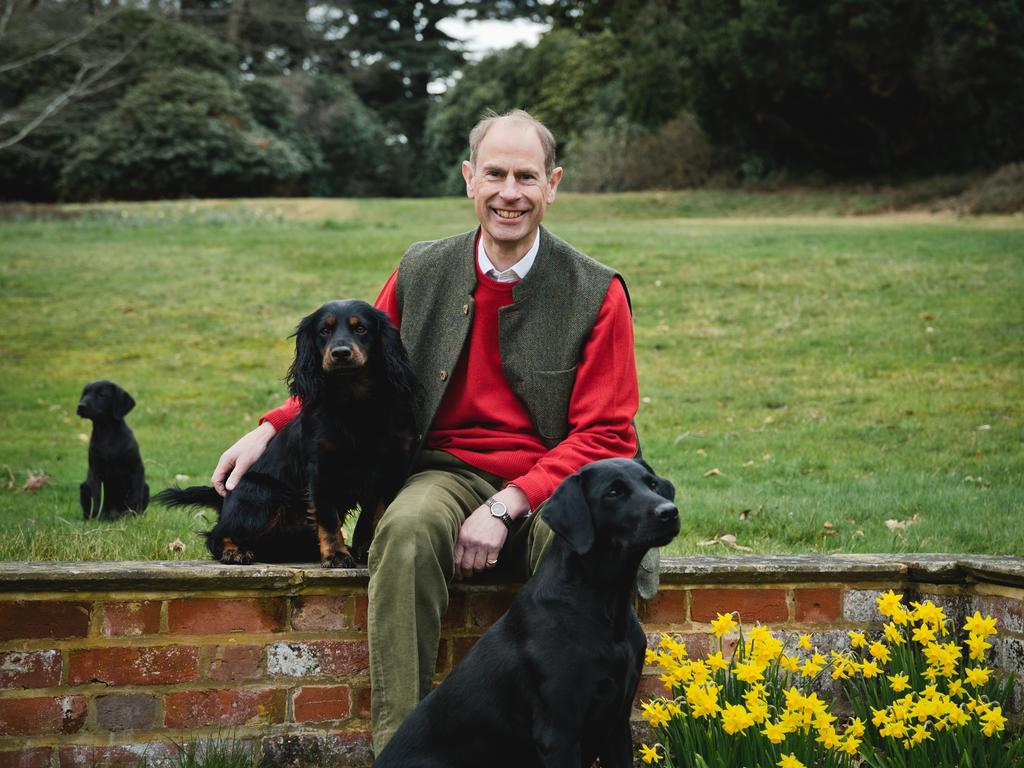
[0,191,1021,560]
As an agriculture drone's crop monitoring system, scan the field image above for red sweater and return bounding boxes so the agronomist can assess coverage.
[261,261,639,509]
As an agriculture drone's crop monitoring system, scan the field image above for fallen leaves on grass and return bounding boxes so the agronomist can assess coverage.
[697,534,753,552]
[885,514,920,531]
[175,474,189,483]
[822,521,837,536]
[22,471,48,492]
[703,468,722,478]
[168,537,186,552]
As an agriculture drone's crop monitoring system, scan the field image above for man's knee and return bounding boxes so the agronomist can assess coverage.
[369,484,462,571]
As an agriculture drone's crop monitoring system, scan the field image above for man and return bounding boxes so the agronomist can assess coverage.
[211,109,639,752]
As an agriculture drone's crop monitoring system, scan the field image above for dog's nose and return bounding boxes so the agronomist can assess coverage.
[331,346,353,361]
[655,502,678,522]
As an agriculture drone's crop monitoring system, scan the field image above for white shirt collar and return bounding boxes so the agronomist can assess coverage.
[477,229,541,283]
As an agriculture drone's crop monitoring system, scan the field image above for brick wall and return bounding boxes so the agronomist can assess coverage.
[0,555,1021,767]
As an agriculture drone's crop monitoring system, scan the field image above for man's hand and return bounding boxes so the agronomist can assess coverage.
[211,421,277,496]
[454,485,530,579]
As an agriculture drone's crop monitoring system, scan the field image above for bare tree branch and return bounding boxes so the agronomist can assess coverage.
[0,22,151,151]
[0,9,124,74]
[0,0,17,40]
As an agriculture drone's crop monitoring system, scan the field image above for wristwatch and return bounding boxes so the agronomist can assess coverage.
[485,497,513,530]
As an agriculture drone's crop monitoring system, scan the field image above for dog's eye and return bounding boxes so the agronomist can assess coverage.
[319,327,331,337]
[648,479,659,491]
[606,482,626,498]
[353,324,368,334]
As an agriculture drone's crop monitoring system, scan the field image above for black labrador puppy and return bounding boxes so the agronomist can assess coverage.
[77,380,149,520]
[374,457,679,768]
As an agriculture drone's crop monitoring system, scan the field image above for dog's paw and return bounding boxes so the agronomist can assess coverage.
[221,549,255,565]
[321,549,356,569]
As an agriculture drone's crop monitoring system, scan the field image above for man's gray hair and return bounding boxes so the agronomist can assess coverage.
[468,109,557,176]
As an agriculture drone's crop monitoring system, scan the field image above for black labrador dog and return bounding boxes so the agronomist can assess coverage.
[374,457,679,768]
[156,300,418,567]
[78,380,149,520]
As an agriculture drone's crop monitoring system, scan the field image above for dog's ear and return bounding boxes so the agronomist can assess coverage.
[634,458,676,502]
[110,384,135,419]
[541,473,595,555]
[375,309,418,400]
[287,307,323,402]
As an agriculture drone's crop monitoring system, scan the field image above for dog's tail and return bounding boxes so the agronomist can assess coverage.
[153,486,224,512]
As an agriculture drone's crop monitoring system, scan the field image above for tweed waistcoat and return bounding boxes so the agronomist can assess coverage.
[395,226,622,448]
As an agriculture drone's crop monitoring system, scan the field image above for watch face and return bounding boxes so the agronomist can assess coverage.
[489,500,508,517]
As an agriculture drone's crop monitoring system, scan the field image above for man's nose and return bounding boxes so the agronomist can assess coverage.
[499,174,521,198]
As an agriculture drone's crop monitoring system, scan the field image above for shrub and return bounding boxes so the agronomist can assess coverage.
[964,164,1024,214]
[59,68,311,200]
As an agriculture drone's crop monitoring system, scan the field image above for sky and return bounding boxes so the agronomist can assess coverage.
[437,16,551,61]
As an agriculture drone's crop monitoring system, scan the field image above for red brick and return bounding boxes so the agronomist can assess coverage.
[354,686,372,719]
[0,695,87,736]
[0,650,61,689]
[206,644,263,682]
[59,744,179,768]
[101,601,161,637]
[0,601,90,641]
[468,592,515,628]
[293,685,352,723]
[451,635,481,668]
[439,593,467,631]
[635,673,668,703]
[68,645,199,686]
[164,688,285,728]
[645,632,714,662]
[0,747,52,768]
[435,638,451,675]
[795,588,842,623]
[691,588,788,624]
[291,595,353,631]
[639,589,688,624]
[353,594,368,631]
[94,693,157,732]
[168,597,284,634]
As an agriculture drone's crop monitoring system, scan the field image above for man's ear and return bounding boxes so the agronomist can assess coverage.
[540,473,594,555]
[546,166,563,203]
[461,160,475,198]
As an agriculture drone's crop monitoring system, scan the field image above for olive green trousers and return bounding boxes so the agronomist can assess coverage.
[366,450,556,753]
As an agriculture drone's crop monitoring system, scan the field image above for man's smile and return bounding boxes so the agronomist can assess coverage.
[492,208,527,219]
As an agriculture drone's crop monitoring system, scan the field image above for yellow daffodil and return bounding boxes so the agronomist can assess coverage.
[705,650,728,672]
[777,753,805,768]
[734,660,765,684]
[966,633,992,661]
[797,634,812,651]
[761,720,787,744]
[639,743,662,764]
[876,589,904,616]
[710,612,738,638]
[981,706,1007,737]
[721,703,755,735]
[888,672,911,692]
[912,623,937,645]
[849,630,867,648]
[963,611,997,638]
[869,641,891,663]
[964,666,991,687]
[883,621,906,645]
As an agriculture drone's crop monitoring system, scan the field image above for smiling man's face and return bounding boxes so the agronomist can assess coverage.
[461,118,563,268]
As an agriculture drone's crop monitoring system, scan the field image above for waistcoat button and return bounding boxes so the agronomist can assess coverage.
[439,370,448,382]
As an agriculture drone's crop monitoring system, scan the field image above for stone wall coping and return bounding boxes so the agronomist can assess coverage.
[0,554,1021,593]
